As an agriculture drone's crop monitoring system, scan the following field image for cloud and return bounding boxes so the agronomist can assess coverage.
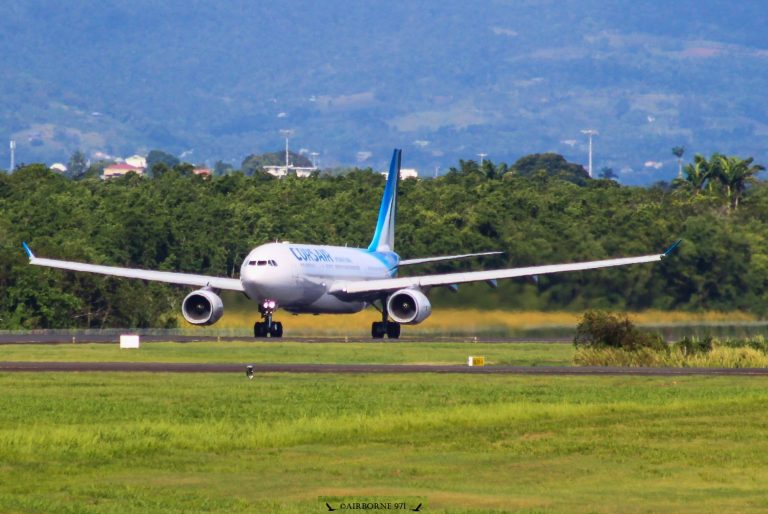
[491,26,518,37]
[680,46,723,58]
[644,160,663,169]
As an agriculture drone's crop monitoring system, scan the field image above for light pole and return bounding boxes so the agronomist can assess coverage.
[581,129,598,177]
[310,152,319,169]
[9,140,15,172]
[279,129,294,170]
[478,153,487,166]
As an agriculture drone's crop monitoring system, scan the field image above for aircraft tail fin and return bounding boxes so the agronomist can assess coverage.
[367,149,401,253]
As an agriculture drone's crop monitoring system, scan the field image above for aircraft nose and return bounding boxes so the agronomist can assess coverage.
[241,258,285,295]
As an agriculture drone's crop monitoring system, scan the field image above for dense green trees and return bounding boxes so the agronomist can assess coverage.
[1,153,767,329]
[146,150,180,174]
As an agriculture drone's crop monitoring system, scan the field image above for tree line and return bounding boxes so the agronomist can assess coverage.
[1,150,767,328]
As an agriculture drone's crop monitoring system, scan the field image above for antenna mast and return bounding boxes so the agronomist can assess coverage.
[581,129,598,177]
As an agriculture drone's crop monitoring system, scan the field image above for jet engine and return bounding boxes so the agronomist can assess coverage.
[181,289,224,325]
[386,289,432,324]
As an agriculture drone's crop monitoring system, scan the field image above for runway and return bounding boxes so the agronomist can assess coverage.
[2,361,768,376]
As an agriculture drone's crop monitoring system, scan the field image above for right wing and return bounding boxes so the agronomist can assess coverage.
[23,243,244,291]
[331,241,681,297]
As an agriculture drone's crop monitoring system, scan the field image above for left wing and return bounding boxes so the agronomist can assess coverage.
[331,241,681,297]
[399,251,503,266]
[23,243,244,291]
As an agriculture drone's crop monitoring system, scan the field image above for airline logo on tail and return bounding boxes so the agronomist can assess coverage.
[367,149,401,253]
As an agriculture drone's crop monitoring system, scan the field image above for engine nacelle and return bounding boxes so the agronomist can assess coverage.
[387,289,432,325]
[181,289,224,325]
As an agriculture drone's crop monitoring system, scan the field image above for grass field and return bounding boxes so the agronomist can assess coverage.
[2,369,768,513]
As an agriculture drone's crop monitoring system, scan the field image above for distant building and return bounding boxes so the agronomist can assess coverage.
[192,167,212,178]
[382,168,418,180]
[263,165,287,178]
[263,165,316,178]
[294,167,315,178]
[102,163,145,179]
[125,155,147,169]
[50,163,67,174]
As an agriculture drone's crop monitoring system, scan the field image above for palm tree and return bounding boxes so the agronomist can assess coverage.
[712,155,765,211]
[672,146,685,179]
[672,153,709,195]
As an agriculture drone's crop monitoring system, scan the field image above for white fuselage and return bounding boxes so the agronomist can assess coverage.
[239,242,398,313]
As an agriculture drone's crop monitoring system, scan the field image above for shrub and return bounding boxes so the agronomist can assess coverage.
[720,335,768,353]
[673,335,768,354]
[574,345,768,368]
[675,335,714,355]
[573,310,665,351]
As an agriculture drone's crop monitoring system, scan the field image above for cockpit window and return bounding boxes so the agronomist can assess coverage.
[249,259,277,266]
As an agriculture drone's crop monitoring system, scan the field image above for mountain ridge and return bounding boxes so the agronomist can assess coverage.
[2,1,766,184]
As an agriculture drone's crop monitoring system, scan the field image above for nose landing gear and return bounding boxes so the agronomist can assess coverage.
[254,299,283,338]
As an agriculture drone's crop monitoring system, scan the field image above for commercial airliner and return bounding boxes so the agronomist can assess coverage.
[23,149,680,338]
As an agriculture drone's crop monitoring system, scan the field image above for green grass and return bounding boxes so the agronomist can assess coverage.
[0,341,575,366]
[2,371,768,513]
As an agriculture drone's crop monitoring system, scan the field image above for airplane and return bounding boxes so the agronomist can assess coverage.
[23,149,681,339]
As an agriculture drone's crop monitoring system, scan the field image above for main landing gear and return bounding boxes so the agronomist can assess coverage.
[254,299,283,338]
[371,299,400,339]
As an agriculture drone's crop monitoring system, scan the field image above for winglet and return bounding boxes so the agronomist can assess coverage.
[663,239,682,257]
[22,242,34,259]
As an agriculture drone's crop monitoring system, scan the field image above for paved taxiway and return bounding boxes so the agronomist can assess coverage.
[0,333,570,344]
[2,361,768,376]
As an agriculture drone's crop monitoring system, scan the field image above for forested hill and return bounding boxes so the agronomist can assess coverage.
[1,161,766,329]
[2,1,767,184]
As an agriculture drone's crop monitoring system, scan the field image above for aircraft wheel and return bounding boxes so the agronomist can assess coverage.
[371,321,386,339]
[270,322,283,338]
[254,322,268,338]
[386,322,401,339]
